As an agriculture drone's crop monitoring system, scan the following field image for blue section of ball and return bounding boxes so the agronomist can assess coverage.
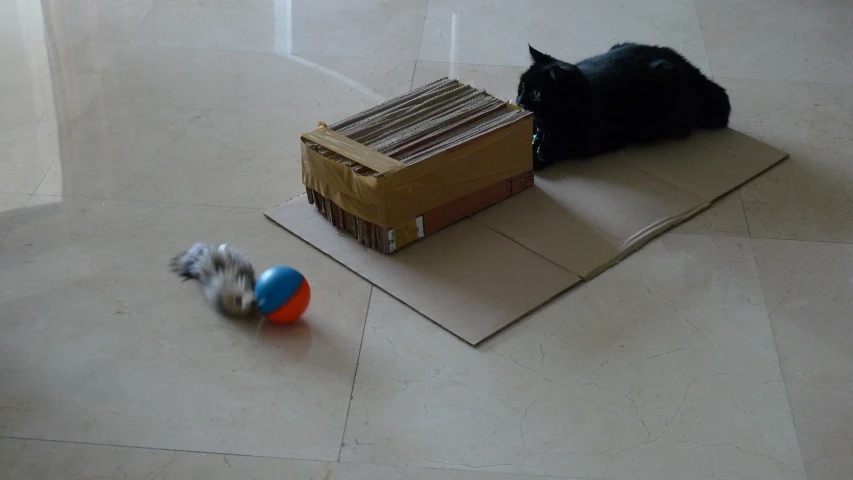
[255,266,305,315]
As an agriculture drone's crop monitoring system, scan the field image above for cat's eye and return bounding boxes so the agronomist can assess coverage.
[532,90,541,101]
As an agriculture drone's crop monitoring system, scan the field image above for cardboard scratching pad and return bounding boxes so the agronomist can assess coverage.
[300,78,534,253]
[266,128,788,345]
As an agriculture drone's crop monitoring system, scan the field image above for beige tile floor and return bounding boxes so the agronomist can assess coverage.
[0,0,850,479]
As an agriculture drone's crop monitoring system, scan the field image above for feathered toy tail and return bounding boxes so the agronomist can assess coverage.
[169,242,211,280]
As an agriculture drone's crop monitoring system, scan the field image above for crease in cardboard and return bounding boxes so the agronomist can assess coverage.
[615,202,711,253]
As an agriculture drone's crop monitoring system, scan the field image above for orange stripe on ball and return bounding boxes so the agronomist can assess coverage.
[265,279,311,324]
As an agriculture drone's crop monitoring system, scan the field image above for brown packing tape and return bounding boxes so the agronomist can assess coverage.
[302,128,406,174]
[301,144,393,226]
[301,114,533,228]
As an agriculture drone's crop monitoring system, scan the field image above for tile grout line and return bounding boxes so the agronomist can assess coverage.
[670,231,751,241]
[337,285,374,462]
[693,0,716,79]
[749,250,810,477]
[408,64,418,93]
[748,234,853,246]
[0,194,31,248]
[409,0,433,90]
[669,231,853,248]
[738,189,754,238]
[0,434,330,464]
[17,192,269,211]
[1,434,606,480]
[29,159,56,199]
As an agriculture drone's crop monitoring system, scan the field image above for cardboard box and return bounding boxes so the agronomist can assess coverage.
[300,79,534,253]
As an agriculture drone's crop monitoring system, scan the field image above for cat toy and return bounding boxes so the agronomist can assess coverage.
[254,266,311,323]
[170,243,310,323]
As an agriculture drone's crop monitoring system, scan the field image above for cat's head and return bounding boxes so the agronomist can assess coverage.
[516,45,585,120]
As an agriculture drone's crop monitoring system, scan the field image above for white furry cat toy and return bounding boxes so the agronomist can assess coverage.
[169,243,256,317]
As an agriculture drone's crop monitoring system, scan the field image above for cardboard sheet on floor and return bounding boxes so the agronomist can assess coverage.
[266,128,787,345]
[266,201,581,344]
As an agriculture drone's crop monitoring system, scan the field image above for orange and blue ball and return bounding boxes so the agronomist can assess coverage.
[255,266,311,323]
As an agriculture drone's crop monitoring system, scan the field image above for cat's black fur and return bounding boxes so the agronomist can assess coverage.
[516,43,731,170]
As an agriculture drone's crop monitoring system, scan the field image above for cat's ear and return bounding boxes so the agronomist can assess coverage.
[528,44,551,63]
[549,63,576,82]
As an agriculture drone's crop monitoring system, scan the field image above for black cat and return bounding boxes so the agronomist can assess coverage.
[516,43,731,170]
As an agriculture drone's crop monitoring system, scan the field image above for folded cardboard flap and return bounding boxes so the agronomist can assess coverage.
[475,156,709,278]
[300,115,533,229]
[616,128,786,201]
[476,129,789,280]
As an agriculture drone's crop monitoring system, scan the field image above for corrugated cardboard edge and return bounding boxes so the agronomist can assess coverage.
[382,281,579,346]
[303,128,406,175]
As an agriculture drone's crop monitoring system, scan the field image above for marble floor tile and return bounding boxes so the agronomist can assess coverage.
[132,0,431,60]
[1,438,333,480]
[0,196,371,460]
[281,0,430,61]
[129,0,431,60]
[720,78,853,243]
[418,0,710,72]
[0,193,31,242]
[697,0,853,84]
[133,0,281,52]
[39,0,431,61]
[0,1,58,195]
[753,239,853,480]
[39,0,154,47]
[341,235,805,480]
[28,44,413,207]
